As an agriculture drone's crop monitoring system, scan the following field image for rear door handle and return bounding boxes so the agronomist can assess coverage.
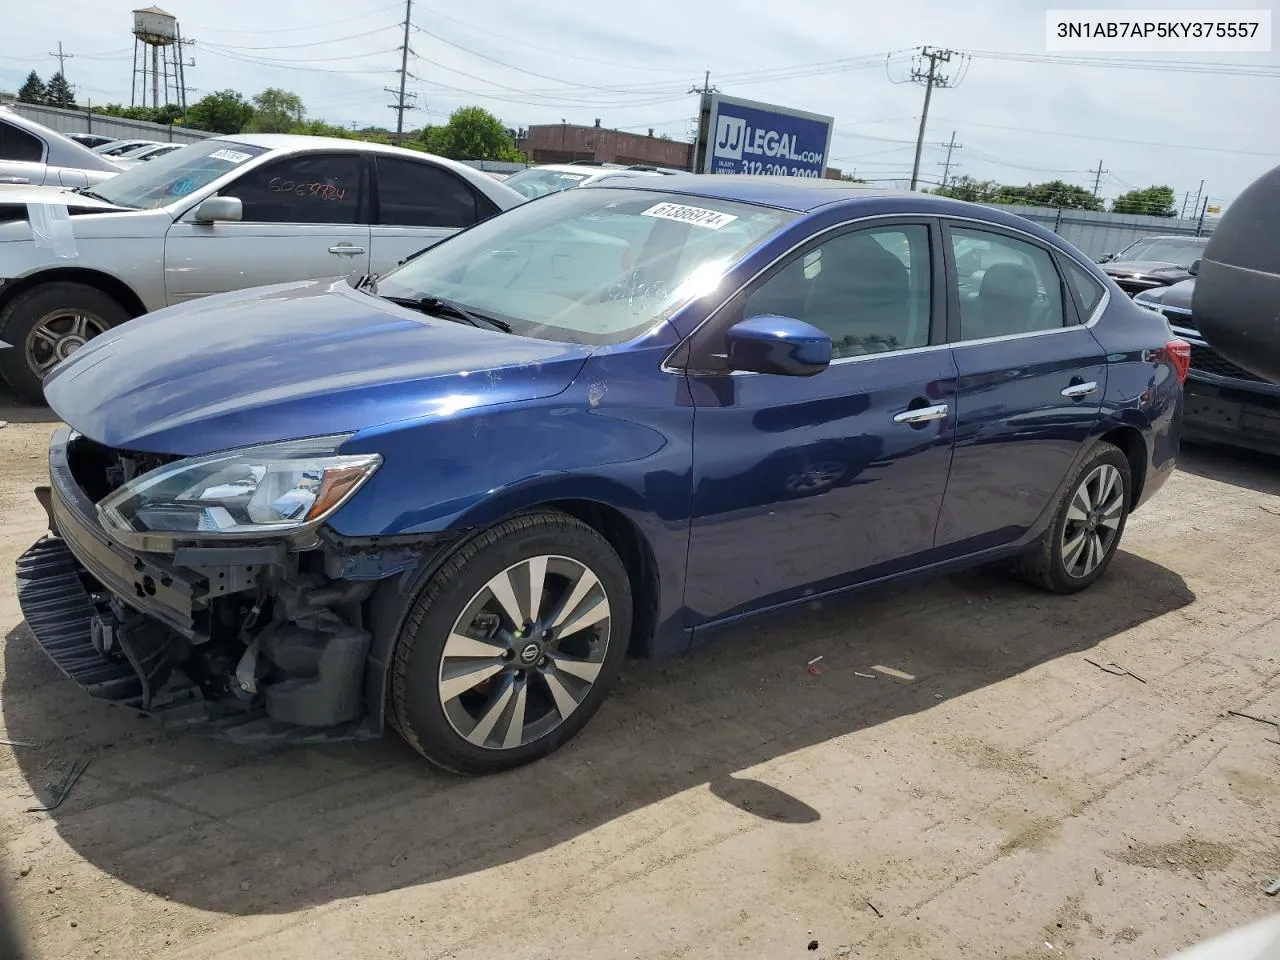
[893,403,949,425]
[328,244,366,256]
[1060,381,1098,398]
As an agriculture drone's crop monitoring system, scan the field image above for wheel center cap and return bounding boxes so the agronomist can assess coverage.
[60,337,86,358]
[518,642,542,665]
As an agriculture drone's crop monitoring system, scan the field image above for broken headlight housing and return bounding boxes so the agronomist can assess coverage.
[97,434,381,546]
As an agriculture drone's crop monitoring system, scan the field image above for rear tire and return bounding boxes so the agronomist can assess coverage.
[0,282,128,404]
[1017,441,1131,594]
[389,510,632,775]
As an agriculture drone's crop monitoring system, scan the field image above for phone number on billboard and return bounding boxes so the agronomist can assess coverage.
[733,162,822,177]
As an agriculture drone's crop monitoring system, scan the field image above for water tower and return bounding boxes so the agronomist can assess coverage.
[131,6,190,111]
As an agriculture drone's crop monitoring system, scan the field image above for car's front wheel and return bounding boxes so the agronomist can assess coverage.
[1018,441,1132,593]
[0,282,128,404]
[389,510,632,775]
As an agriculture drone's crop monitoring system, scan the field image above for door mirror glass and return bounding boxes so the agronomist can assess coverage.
[1189,258,1201,276]
[193,196,243,223]
[1097,252,1114,263]
[724,315,831,377]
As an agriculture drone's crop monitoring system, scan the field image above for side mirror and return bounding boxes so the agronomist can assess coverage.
[192,196,243,224]
[1189,258,1201,276]
[1097,252,1115,263]
[724,314,831,377]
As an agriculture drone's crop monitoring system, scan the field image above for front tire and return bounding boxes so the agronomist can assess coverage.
[0,282,128,404]
[390,511,632,775]
[1018,441,1132,594]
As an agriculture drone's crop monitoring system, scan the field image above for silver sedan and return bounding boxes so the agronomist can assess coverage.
[0,134,526,402]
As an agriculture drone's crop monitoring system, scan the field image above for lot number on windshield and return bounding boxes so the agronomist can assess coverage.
[641,202,738,230]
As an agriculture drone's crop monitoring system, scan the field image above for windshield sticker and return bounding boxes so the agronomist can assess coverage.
[640,202,738,230]
[209,148,253,164]
[26,203,78,260]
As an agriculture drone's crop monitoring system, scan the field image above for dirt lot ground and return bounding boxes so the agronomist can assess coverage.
[0,397,1277,960]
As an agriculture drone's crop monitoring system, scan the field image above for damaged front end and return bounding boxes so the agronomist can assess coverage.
[16,428,419,744]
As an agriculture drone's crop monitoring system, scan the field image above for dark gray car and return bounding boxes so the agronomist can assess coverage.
[1136,277,1280,455]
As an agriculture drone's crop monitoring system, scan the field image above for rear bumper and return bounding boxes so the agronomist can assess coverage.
[1183,378,1280,456]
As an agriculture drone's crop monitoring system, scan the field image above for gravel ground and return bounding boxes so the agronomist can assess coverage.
[0,397,1277,960]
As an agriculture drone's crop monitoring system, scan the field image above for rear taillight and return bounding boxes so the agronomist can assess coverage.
[1164,339,1191,385]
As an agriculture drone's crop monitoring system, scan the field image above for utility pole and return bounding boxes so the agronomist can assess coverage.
[1091,160,1108,198]
[49,41,73,77]
[938,130,963,188]
[1195,195,1210,236]
[1189,178,1205,222]
[689,70,719,173]
[387,0,416,144]
[908,47,956,191]
[1179,191,1191,219]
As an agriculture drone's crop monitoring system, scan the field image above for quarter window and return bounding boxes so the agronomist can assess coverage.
[230,153,363,224]
[1061,258,1106,319]
[742,224,932,359]
[949,228,1066,340]
[375,156,480,228]
[0,121,44,163]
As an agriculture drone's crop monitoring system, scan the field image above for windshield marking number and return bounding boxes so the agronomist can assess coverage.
[209,149,253,164]
[640,202,738,230]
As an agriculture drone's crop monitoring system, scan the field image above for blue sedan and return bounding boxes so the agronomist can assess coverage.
[18,176,1187,774]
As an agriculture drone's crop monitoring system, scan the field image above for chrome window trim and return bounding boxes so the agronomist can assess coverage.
[664,209,1111,375]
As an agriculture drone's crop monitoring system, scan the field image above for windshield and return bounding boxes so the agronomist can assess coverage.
[89,139,269,209]
[503,168,593,200]
[374,187,798,345]
[1115,237,1206,267]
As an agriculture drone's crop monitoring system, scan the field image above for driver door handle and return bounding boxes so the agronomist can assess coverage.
[328,243,366,256]
[1061,381,1098,398]
[894,403,949,425]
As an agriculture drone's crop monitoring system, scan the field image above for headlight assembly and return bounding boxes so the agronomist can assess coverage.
[97,434,381,545]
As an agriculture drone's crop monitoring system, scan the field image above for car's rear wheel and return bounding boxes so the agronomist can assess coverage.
[1017,441,1131,593]
[389,510,632,775]
[0,282,128,404]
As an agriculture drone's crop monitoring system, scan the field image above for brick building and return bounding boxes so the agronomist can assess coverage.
[518,121,693,169]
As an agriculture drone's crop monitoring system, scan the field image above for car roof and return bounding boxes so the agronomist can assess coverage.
[209,134,526,207]
[591,174,929,212]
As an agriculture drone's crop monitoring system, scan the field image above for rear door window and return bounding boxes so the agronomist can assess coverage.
[375,156,481,228]
[0,120,44,163]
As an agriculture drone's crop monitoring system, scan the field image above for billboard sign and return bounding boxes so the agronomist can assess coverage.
[701,94,835,179]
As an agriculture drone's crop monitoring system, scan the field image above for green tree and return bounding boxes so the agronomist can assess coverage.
[97,103,182,124]
[246,88,305,133]
[419,106,524,161]
[289,118,354,138]
[1111,185,1177,217]
[185,90,255,134]
[1001,180,1102,210]
[932,175,1003,204]
[45,71,76,109]
[17,71,47,104]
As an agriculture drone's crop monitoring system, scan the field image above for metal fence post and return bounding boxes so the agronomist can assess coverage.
[1053,205,1063,234]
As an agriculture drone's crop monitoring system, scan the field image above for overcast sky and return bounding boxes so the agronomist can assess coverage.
[3,0,1277,211]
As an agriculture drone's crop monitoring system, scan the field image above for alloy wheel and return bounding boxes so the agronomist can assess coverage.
[438,555,612,750]
[1061,463,1124,579]
[25,309,109,376]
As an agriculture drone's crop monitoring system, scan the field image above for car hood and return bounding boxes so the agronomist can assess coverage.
[42,279,594,456]
[0,184,127,213]
[1102,259,1192,280]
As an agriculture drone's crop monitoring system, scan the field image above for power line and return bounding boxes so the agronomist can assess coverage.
[198,25,397,52]
[191,3,404,36]
[969,49,1280,78]
[932,116,1279,159]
